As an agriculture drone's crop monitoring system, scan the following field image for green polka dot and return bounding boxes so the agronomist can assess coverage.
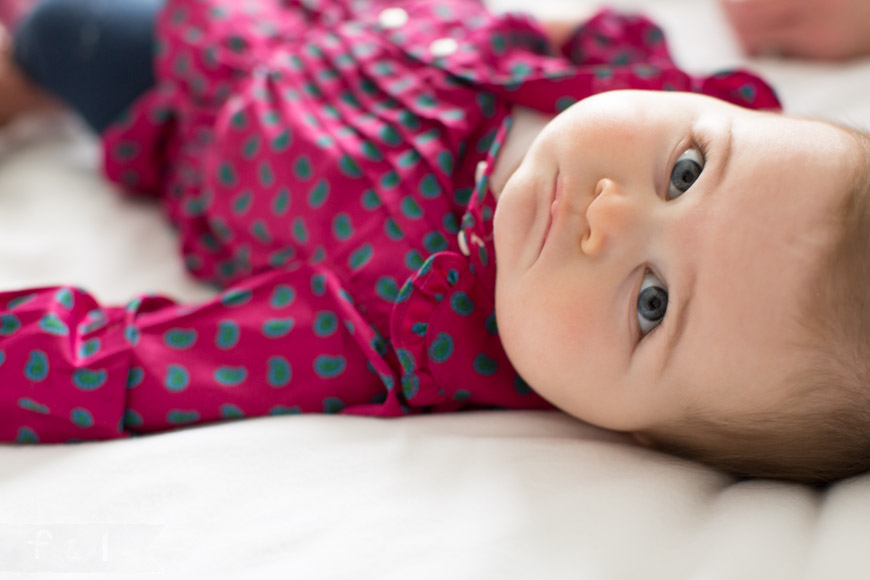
[473,353,498,376]
[476,93,496,117]
[443,213,459,234]
[269,405,301,416]
[259,161,275,187]
[294,156,313,180]
[452,389,472,403]
[165,365,190,392]
[272,129,292,152]
[361,141,383,161]
[380,170,400,189]
[450,292,474,316]
[15,427,39,443]
[429,333,455,363]
[485,312,498,335]
[384,217,404,240]
[78,338,101,358]
[310,274,326,296]
[314,311,338,337]
[415,128,440,146]
[595,67,613,80]
[215,366,247,386]
[251,220,273,244]
[437,151,454,175]
[54,288,74,309]
[555,96,577,113]
[361,189,381,210]
[339,154,363,178]
[309,179,329,208]
[163,328,196,349]
[221,289,253,307]
[123,409,143,428]
[396,348,416,373]
[398,110,420,130]
[126,367,144,388]
[333,213,354,241]
[416,94,436,108]
[230,110,248,129]
[323,397,345,413]
[125,326,140,346]
[379,125,401,146]
[405,249,424,270]
[454,187,472,205]
[314,355,347,378]
[263,318,295,338]
[271,285,296,308]
[241,135,260,159]
[167,410,200,424]
[221,404,245,419]
[375,277,399,301]
[419,174,441,198]
[291,217,309,244]
[514,374,533,395]
[423,231,448,253]
[70,408,94,428]
[349,244,373,271]
[218,162,237,187]
[216,320,240,349]
[267,356,292,387]
[400,197,423,219]
[73,369,107,391]
[40,313,69,336]
[268,247,295,267]
[398,150,420,168]
[0,314,20,336]
[18,397,49,414]
[272,188,290,215]
[25,350,49,381]
[401,374,419,399]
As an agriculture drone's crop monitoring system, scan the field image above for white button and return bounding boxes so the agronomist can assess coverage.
[458,231,470,256]
[429,38,458,57]
[379,7,408,29]
[474,160,487,183]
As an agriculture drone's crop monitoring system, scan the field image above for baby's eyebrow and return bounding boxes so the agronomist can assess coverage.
[715,120,735,186]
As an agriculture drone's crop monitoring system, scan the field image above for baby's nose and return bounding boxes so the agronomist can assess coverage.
[580,178,637,256]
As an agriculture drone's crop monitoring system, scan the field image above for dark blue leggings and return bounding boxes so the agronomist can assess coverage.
[13,0,163,133]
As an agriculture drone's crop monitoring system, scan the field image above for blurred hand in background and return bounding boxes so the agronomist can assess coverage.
[720,0,870,60]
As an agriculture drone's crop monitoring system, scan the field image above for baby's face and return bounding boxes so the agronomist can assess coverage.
[494,90,856,432]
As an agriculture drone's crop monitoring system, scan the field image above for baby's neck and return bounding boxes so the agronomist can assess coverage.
[489,107,554,199]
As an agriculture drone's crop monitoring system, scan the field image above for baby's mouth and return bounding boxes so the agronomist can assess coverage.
[540,171,563,256]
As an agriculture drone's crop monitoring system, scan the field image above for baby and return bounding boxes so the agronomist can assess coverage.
[0,0,867,486]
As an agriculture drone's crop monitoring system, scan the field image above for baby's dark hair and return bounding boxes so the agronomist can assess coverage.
[636,124,870,485]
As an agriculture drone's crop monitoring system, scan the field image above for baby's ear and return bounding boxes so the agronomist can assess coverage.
[633,433,655,448]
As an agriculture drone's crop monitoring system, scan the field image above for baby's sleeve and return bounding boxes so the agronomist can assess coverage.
[0,264,399,443]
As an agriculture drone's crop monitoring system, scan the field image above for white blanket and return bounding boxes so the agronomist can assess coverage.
[2,0,870,578]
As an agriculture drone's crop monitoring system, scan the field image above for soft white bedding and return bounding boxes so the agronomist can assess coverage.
[1,0,870,578]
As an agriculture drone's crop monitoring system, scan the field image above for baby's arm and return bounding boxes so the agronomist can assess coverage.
[0,265,394,443]
[720,0,870,60]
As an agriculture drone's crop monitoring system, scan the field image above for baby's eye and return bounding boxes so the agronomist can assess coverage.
[667,148,705,200]
[637,271,668,337]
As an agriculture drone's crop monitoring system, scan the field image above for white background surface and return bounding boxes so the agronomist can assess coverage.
[1,1,870,578]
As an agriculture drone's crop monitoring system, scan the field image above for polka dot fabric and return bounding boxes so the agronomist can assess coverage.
[0,0,780,442]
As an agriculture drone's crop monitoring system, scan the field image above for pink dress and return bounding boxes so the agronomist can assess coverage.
[0,0,780,442]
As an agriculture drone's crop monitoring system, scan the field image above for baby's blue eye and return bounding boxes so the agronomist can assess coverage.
[637,272,667,337]
[668,148,704,200]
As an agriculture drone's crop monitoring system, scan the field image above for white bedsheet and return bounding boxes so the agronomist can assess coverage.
[1,0,870,578]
